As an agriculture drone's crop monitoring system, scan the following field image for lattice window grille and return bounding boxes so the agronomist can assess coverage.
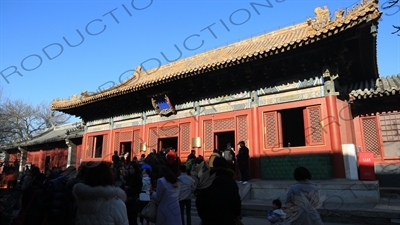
[265,113,277,147]
[158,126,179,137]
[33,156,39,166]
[237,116,247,143]
[149,129,158,150]
[87,136,94,158]
[181,124,191,152]
[120,132,133,141]
[133,131,140,155]
[309,107,324,144]
[204,121,213,150]
[380,112,400,142]
[114,133,120,151]
[362,118,381,156]
[214,118,235,131]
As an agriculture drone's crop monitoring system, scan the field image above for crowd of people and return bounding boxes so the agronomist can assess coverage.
[1,141,324,225]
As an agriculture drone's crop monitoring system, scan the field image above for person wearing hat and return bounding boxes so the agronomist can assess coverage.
[237,141,249,185]
[166,150,182,176]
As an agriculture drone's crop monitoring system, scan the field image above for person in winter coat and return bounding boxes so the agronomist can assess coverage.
[195,157,241,225]
[73,161,128,225]
[208,149,220,169]
[165,150,182,177]
[187,150,196,161]
[222,143,236,172]
[19,173,46,225]
[178,165,195,225]
[124,163,142,225]
[139,168,152,225]
[45,166,76,225]
[267,199,286,225]
[65,164,89,225]
[285,166,323,225]
[237,141,250,184]
[190,156,209,183]
[151,166,182,225]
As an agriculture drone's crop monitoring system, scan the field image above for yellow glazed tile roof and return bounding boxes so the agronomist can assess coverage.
[52,0,381,110]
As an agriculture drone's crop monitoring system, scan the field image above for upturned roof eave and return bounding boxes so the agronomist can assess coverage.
[51,0,381,111]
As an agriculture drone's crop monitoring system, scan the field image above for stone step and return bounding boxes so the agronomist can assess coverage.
[191,198,198,216]
[250,179,380,204]
[392,219,400,225]
[241,198,400,225]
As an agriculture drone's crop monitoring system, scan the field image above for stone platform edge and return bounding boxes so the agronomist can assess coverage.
[241,199,400,225]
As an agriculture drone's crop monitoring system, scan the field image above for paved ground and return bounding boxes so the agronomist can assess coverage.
[177,215,359,225]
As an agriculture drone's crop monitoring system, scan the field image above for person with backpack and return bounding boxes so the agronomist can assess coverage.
[222,143,236,172]
[190,156,209,185]
[208,149,220,169]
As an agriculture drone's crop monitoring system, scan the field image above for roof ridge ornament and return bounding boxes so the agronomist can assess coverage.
[307,6,331,31]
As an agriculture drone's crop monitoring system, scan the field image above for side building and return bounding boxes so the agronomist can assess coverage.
[1,122,84,173]
[346,74,400,187]
[49,0,399,186]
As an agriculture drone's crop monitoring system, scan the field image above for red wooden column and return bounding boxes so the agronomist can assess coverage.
[195,115,200,156]
[326,95,346,178]
[251,107,261,179]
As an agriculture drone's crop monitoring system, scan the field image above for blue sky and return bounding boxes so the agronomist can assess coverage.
[0,0,399,117]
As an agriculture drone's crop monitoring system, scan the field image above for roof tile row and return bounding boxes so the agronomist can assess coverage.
[51,0,381,110]
[347,74,400,100]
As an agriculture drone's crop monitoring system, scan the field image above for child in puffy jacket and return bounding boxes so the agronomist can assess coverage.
[267,199,286,225]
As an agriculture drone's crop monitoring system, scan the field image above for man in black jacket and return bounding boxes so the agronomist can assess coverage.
[237,141,250,185]
[195,157,241,225]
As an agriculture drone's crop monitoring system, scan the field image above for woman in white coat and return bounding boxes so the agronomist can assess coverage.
[151,166,182,225]
[73,162,129,225]
[285,166,324,225]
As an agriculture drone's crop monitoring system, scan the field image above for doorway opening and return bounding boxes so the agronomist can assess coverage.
[279,107,306,147]
[93,135,103,158]
[158,137,178,153]
[45,156,50,173]
[120,142,132,162]
[214,131,235,152]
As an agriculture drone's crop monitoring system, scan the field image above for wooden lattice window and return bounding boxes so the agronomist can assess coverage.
[159,126,179,137]
[133,130,140,155]
[86,136,94,158]
[362,117,381,156]
[180,123,191,152]
[149,128,158,150]
[214,118,235,131]
[380,112,400,142]
[379,112,400,157]
[101,135,108,158]
[237,116,248,143]
[120,131,133,142]
[114,132,120,151]
[204,120,213,151]
[264,112,279,149]
[33,155,39,166]
[304,106,324,145]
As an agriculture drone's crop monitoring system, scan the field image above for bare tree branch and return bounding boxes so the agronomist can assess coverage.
[0,97,71,145]
[382,0,400,35]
